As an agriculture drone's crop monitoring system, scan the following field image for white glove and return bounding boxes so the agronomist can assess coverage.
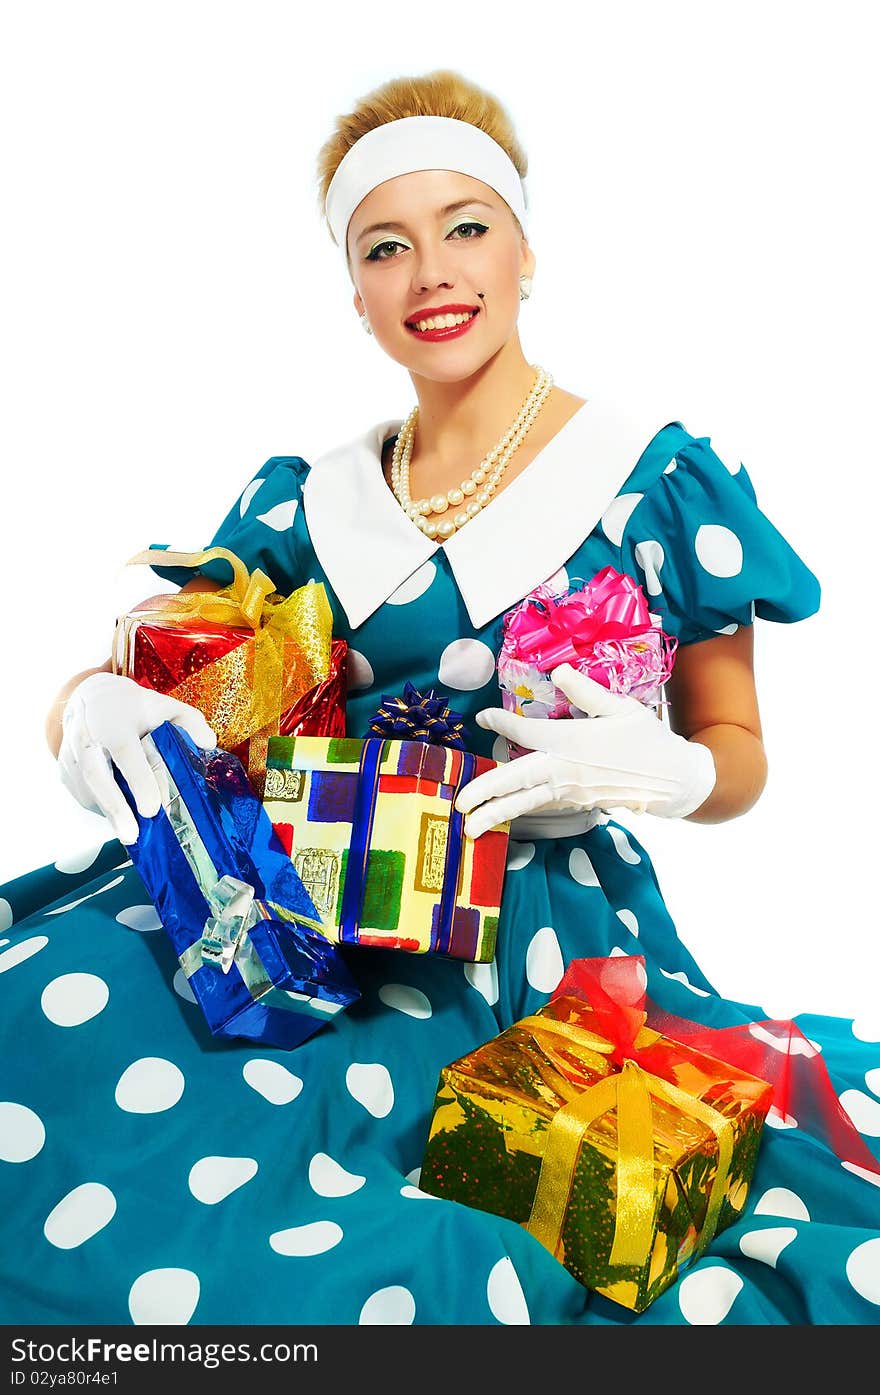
[455,662,716,839]
[57,672,217,845]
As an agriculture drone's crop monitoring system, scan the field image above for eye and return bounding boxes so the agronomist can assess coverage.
[365,239,407,263]
[450,220,489,240]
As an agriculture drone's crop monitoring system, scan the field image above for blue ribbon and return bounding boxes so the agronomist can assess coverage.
[338,737,476,952]
[367,681,468,749]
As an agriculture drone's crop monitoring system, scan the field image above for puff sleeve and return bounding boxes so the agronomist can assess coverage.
[148,455,312,594]
[618,433,821,646]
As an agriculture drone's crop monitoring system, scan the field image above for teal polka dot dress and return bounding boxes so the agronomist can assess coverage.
[2,402,879,1327]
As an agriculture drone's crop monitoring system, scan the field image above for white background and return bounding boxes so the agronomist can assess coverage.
[2,1,877,1023]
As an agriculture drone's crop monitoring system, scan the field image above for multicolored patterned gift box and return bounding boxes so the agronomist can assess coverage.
[116,720,360,1049]
[419,986,773,1312]
[262,735,509,962]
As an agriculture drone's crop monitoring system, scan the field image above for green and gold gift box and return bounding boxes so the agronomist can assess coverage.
[419,989,773,1312]
[261,734,509,962]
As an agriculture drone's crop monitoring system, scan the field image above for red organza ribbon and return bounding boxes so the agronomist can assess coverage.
[552,956,880,1181]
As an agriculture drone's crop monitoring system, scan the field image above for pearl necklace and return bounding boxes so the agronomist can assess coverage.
[391,365,554,540]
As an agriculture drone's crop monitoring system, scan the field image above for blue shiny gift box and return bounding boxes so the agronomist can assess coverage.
[116,720,360,1049]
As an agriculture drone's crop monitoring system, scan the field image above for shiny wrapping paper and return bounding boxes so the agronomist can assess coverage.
[419,989,773,1312]
[261,735,509,962]
[113,547,346,799]
[115,720,360,1049]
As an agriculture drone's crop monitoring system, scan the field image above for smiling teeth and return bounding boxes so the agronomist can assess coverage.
[411,311,475,332]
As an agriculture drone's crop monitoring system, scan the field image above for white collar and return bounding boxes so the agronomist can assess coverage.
[303,395,673,631]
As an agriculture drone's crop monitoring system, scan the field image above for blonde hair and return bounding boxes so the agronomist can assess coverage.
[315,69,529,247]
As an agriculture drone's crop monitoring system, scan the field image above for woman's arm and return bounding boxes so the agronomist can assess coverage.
[44,576,225,758]
[666,625,767,824]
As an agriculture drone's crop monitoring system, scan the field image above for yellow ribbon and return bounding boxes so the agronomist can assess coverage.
[118,547,333,773]
[519,1013,734,1273]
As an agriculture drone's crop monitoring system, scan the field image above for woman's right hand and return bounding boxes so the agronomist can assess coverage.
[56,672,217,845]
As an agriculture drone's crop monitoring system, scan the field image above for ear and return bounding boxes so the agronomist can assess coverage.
[520,240,536,281]
[353,289,365,316]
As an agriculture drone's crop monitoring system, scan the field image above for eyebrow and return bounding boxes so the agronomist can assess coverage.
[355,199,496,246]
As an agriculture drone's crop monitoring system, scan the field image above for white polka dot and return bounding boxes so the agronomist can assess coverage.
[54,844,104,874]
[400,1184,439,1199]
[753,1187,811,1221]
[487,1256,531,1324]
[842,1161,880,1188]
[115,1058,184,1114]
[116,904,162,932]
[0,1102,46,1162]
[242,1059,303,1106]
[44,875,125,916]
[568,847,599,886]
[541,566,569,595]
[663,458,677,475]
[128,1269,200,1325]
[378,984,432,1019]
[526,926,564,994]
[269,1221,343,1257]
[840,1089,880,1137]
[738,1226,797,1268]
[601,492,644,547]
[44,1183,117,1249]
[188,1157,258,1204]
[609,945,629,958]
[678,1266,743,1324]
[607,826,641,864]
[765,1106,798,1129]
[438,639,496,691]
[464,959,499,1006]
[491,735,510,763]
[172,968,196,1003]
[347,650,375,691]
[308,1153,366,1197]
[256,498,298,531]
[852,1015,880,1043]
[715,623,739,636]
[239,478,265,516]
[846,1237,880,1305]
[41,973,109,1027]
[660,967,710,997]
[386,561,437,605]
[0,936,49,974]
[748,1023,818,1057]
[405,1167,421,1186]
[346,1063,394,1118]
[633,540,665,597]
[359,1285,415,1324]
[866,1068,880,1098]
[615,909,640,938]
[708,436,743,474]
[506,840,535,871]
[0,899,11,932]
[694,524,743,578]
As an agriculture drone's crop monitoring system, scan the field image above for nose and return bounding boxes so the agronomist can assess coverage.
[410,245,456,295]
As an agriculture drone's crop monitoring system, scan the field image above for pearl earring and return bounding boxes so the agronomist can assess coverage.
[519,275,533,301]
[360,312,373,335]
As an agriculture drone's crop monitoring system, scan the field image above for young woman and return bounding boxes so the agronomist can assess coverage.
[4,70,878,1328]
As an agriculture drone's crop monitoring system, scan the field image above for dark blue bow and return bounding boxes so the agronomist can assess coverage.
[367,681,468,749]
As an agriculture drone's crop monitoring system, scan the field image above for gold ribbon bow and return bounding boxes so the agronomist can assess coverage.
[516,1013,734,1272]
[120,547,333,775]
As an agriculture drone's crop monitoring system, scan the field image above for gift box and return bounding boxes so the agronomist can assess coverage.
[113,546,346,798]
[115,719,360,1049]
[419,957,774,1312]
[261,734,509,962]
[497,567,678,758]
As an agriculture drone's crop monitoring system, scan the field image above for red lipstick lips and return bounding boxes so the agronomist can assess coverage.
[405,304,481,342]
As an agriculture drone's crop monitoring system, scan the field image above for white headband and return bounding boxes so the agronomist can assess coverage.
[325,114,529,256]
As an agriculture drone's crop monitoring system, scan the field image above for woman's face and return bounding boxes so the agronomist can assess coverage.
[347,169,535,382]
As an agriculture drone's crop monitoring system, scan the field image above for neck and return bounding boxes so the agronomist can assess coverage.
[405,334,540,471]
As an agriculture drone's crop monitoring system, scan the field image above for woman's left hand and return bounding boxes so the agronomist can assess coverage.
[455,662,717,839]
